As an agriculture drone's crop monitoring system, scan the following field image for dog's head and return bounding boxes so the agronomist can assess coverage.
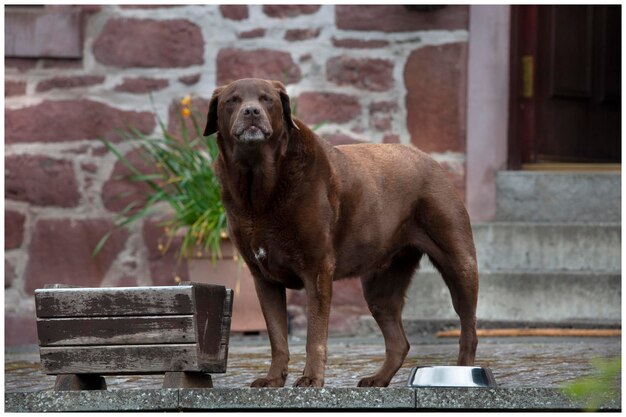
[203,78,298,143]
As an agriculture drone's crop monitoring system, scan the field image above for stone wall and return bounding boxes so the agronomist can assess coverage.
[5,4,469,345]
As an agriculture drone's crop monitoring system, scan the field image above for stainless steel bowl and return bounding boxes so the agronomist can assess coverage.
[407,366,497,388]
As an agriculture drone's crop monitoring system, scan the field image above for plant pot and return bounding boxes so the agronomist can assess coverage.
[188,239,266,333]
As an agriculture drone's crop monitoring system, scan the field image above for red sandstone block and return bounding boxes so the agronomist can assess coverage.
[143,220,189,286]
[5,80,26,97]
[238,28,266,39]
[220,5,248,21]
[5,99,155,143]
[336,5,468,32]
[114,77,169,94]
[23,218,128,293]
[5,155,80,207]
[5,211,26,250]
[285,28,321,42]
[101,148,159,213]
[327,56,394,92]
[92,18,204,68]
[262,5,320,18]
[178,73,201,86]
[36,75,105,92]
[404,43,467,153]
[216,48,301,86]
[296,92,361,125]
[331,38,389,49]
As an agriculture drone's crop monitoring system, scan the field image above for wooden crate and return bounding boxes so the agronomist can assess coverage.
[34,282,233,390]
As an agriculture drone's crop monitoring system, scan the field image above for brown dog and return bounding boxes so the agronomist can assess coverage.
[203,78,478,387]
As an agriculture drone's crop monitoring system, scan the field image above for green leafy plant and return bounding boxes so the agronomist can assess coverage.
[95,96,227,260]
[562,356,621,411]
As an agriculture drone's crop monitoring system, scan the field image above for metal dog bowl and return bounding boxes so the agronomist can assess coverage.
[407,366,497,388]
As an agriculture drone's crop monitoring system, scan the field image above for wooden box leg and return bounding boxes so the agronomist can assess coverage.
[163,372,213,388]
[54,374,107,391]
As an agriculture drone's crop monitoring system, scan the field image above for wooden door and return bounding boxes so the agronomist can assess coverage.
[509,5,621,166]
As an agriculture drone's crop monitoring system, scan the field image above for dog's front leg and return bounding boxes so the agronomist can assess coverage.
[250,271,290,387]
[294,260,334,387]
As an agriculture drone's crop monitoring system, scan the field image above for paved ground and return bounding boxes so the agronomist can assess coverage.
[5,333,620,392]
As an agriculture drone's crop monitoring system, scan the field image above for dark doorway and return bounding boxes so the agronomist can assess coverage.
[509,5,621,168]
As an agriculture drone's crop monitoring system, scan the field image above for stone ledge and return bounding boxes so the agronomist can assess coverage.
[5,387,620,412]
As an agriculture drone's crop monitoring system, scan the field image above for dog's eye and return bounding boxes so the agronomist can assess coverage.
[259,95,273,104]
[226,96,241,105]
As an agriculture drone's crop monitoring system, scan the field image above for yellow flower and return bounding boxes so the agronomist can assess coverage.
[180,95,192,107]
[181,107,191,118]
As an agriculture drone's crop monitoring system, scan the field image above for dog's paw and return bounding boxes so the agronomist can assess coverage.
[293,376,324,387]
[357,376,390,387]
[250,377,286,388]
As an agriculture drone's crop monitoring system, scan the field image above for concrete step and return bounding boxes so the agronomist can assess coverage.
[472,222,621,272]
[402,270,621,324]
[495,171,621,223]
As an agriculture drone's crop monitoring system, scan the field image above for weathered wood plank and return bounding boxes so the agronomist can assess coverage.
[37,316,196,347]
[192,285,226,363]
[35,286,195,318]
[39,344,227,374]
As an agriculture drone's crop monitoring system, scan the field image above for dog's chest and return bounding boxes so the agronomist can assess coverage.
[235,225,304,289]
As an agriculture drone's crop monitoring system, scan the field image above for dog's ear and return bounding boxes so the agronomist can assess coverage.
[203,86,224,136]
[271,81,299,131]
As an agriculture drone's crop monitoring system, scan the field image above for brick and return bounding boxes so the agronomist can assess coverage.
[5,313,38,346]
[5,81,26,97]
[5,211,26,249]
[331,38,389,49]
[263,5,320,18]
[336,5,468,32]
[6,99,155,143]
[5,155,80,207]
[93,18,204,68]
[405,43,467,153]
[24,218,128,293]
[285,28,320,42]
[238,28,266,39]
[327,56,394,92]
[143,220,189,286]
[36,75,105,92]
[178,73,201,86]
[220,5,248,20]
[114,77,169,94]
[216,48,301,85]
[296,92,361,125]
[101,148,160,213]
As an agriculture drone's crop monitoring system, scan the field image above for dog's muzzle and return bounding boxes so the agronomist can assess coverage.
[233,104,272,142]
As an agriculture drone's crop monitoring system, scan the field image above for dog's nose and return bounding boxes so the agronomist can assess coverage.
[242,105,261,117]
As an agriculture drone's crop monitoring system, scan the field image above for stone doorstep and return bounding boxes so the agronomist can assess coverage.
[4,387,620,412]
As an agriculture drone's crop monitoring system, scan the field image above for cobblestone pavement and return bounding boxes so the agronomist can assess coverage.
[5,334,620,392]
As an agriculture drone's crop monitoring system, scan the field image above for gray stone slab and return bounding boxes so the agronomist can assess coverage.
[495,171,621,223]
[179,387,416,409]
[403,270,622,323]
[414,387,620,411]
[5,387,620,411]
[4,389,180,412]
[472,222,621,271]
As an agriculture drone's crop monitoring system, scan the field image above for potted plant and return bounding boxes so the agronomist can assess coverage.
[96,96,266,332]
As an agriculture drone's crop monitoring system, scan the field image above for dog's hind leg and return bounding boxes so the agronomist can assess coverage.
[357,247,422,387]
